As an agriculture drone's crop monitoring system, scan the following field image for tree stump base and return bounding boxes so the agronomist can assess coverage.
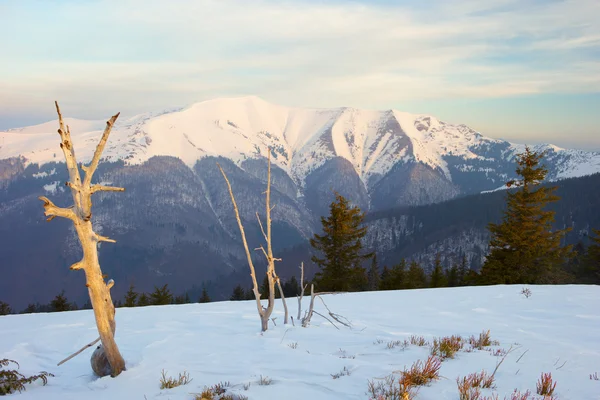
[91,345,112,377]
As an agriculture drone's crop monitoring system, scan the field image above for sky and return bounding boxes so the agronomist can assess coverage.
[1,0,599,150]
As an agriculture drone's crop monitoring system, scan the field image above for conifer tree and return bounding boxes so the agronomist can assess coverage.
[368,254,380,291]
[429,254,447,288]
[310,193,372,291]
[22,304,37,314]
[137,293,150,307]
[282,276,300,297]
[457,254,469,286]
[0,301,11,316]
[583,229,600,284]
[405,261,428,289]
[199,286,211,303]
[150,284,173,305]
[51,290,71,312]
[446,264,459,287]
[390,259,407,289]
[481,147,571,284]
[230,284,246,301]
[123,284,138,307]
[380,266,393,290]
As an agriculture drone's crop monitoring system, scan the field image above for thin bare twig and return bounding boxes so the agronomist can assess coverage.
[516,349,529,364]
[313,311,340,330]
[57,337,101,366]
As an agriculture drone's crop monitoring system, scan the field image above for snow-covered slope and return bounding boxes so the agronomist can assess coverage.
[1,285,599,399]
[2,96,599,188]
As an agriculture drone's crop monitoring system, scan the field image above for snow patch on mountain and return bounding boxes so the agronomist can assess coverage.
[2,96,600,187]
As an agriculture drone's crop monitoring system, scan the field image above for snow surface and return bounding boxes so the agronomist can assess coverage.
[3,97,600,187]
[1,285,599,399]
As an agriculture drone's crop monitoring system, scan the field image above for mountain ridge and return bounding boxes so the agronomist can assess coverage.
[3,96,599,198]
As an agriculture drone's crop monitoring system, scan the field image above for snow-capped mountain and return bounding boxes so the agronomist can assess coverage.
[2,96,599,207]
[1,96,600,309]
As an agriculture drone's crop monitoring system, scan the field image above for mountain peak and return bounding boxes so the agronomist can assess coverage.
[2,97,599,186]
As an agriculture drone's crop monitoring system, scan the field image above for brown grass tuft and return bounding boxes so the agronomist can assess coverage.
[409,335,429,347]
[468,330,499,350]
[397,355,442,387]
[431,335,464,360]
[536,372,557,396]
[159,370,192,389]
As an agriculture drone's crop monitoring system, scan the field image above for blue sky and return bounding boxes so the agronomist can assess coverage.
[1,0,599,149]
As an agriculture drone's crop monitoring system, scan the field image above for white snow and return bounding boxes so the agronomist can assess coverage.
[2,97,600,187]
[42,181,60,194]
[1,285,599,399]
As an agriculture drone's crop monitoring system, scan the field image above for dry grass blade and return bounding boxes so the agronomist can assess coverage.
[159,369,192,389]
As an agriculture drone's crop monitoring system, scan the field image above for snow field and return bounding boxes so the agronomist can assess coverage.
[1,285,599,399]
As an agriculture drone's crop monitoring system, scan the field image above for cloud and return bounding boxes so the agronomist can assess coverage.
[0,0,599,121]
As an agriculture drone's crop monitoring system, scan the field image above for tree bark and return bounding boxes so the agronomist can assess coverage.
[41,102,125,377]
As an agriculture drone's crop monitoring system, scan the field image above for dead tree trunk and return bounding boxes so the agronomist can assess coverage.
[301,284,316,328]
[218,150,281,332]
[297,262,307,320]
[40,102,125,377]
[275,274,289,324]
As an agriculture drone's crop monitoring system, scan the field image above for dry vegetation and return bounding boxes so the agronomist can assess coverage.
[159,369,192,389]
[431,335,464,360]
[0,359,53,395]
[535,372,556,397]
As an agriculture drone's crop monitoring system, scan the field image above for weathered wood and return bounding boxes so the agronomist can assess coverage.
[302,284,316,327]
[57,337,100,366]
[42,102,125,377]
[275,275,289,324]
[218,163,266,330]
[218,150,281,332]
[297,262,307,320]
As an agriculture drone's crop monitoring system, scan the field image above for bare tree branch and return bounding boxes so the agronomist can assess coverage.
[91,185,125,194]
[217,163,264,324]
[39,196,77,222]
[256,211,268,242]
[57,337,101,366]
[83,112,120,187]
[96,234,116,244]
[313,311,340,330]
[316,295,352,328]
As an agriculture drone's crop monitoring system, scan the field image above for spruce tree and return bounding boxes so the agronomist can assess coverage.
[282,276,300,297]
[380,266,393,290]
[457,254,469,286]
[124,284,138,307]
[405,261,428,289]
[150,284,173,305]
[51,290,71,312]
[446,264,459,287]
[583,229,600,284]
[230,284,246,301]
[22,304,37,314]
[429,254,447,288]
[137,293,150,307]
[199,286,211,303]
[390,259,407,289]
[0,301,11,315]
[481,147,571,284]
[310,193,372,291]
[367,254,380,291]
